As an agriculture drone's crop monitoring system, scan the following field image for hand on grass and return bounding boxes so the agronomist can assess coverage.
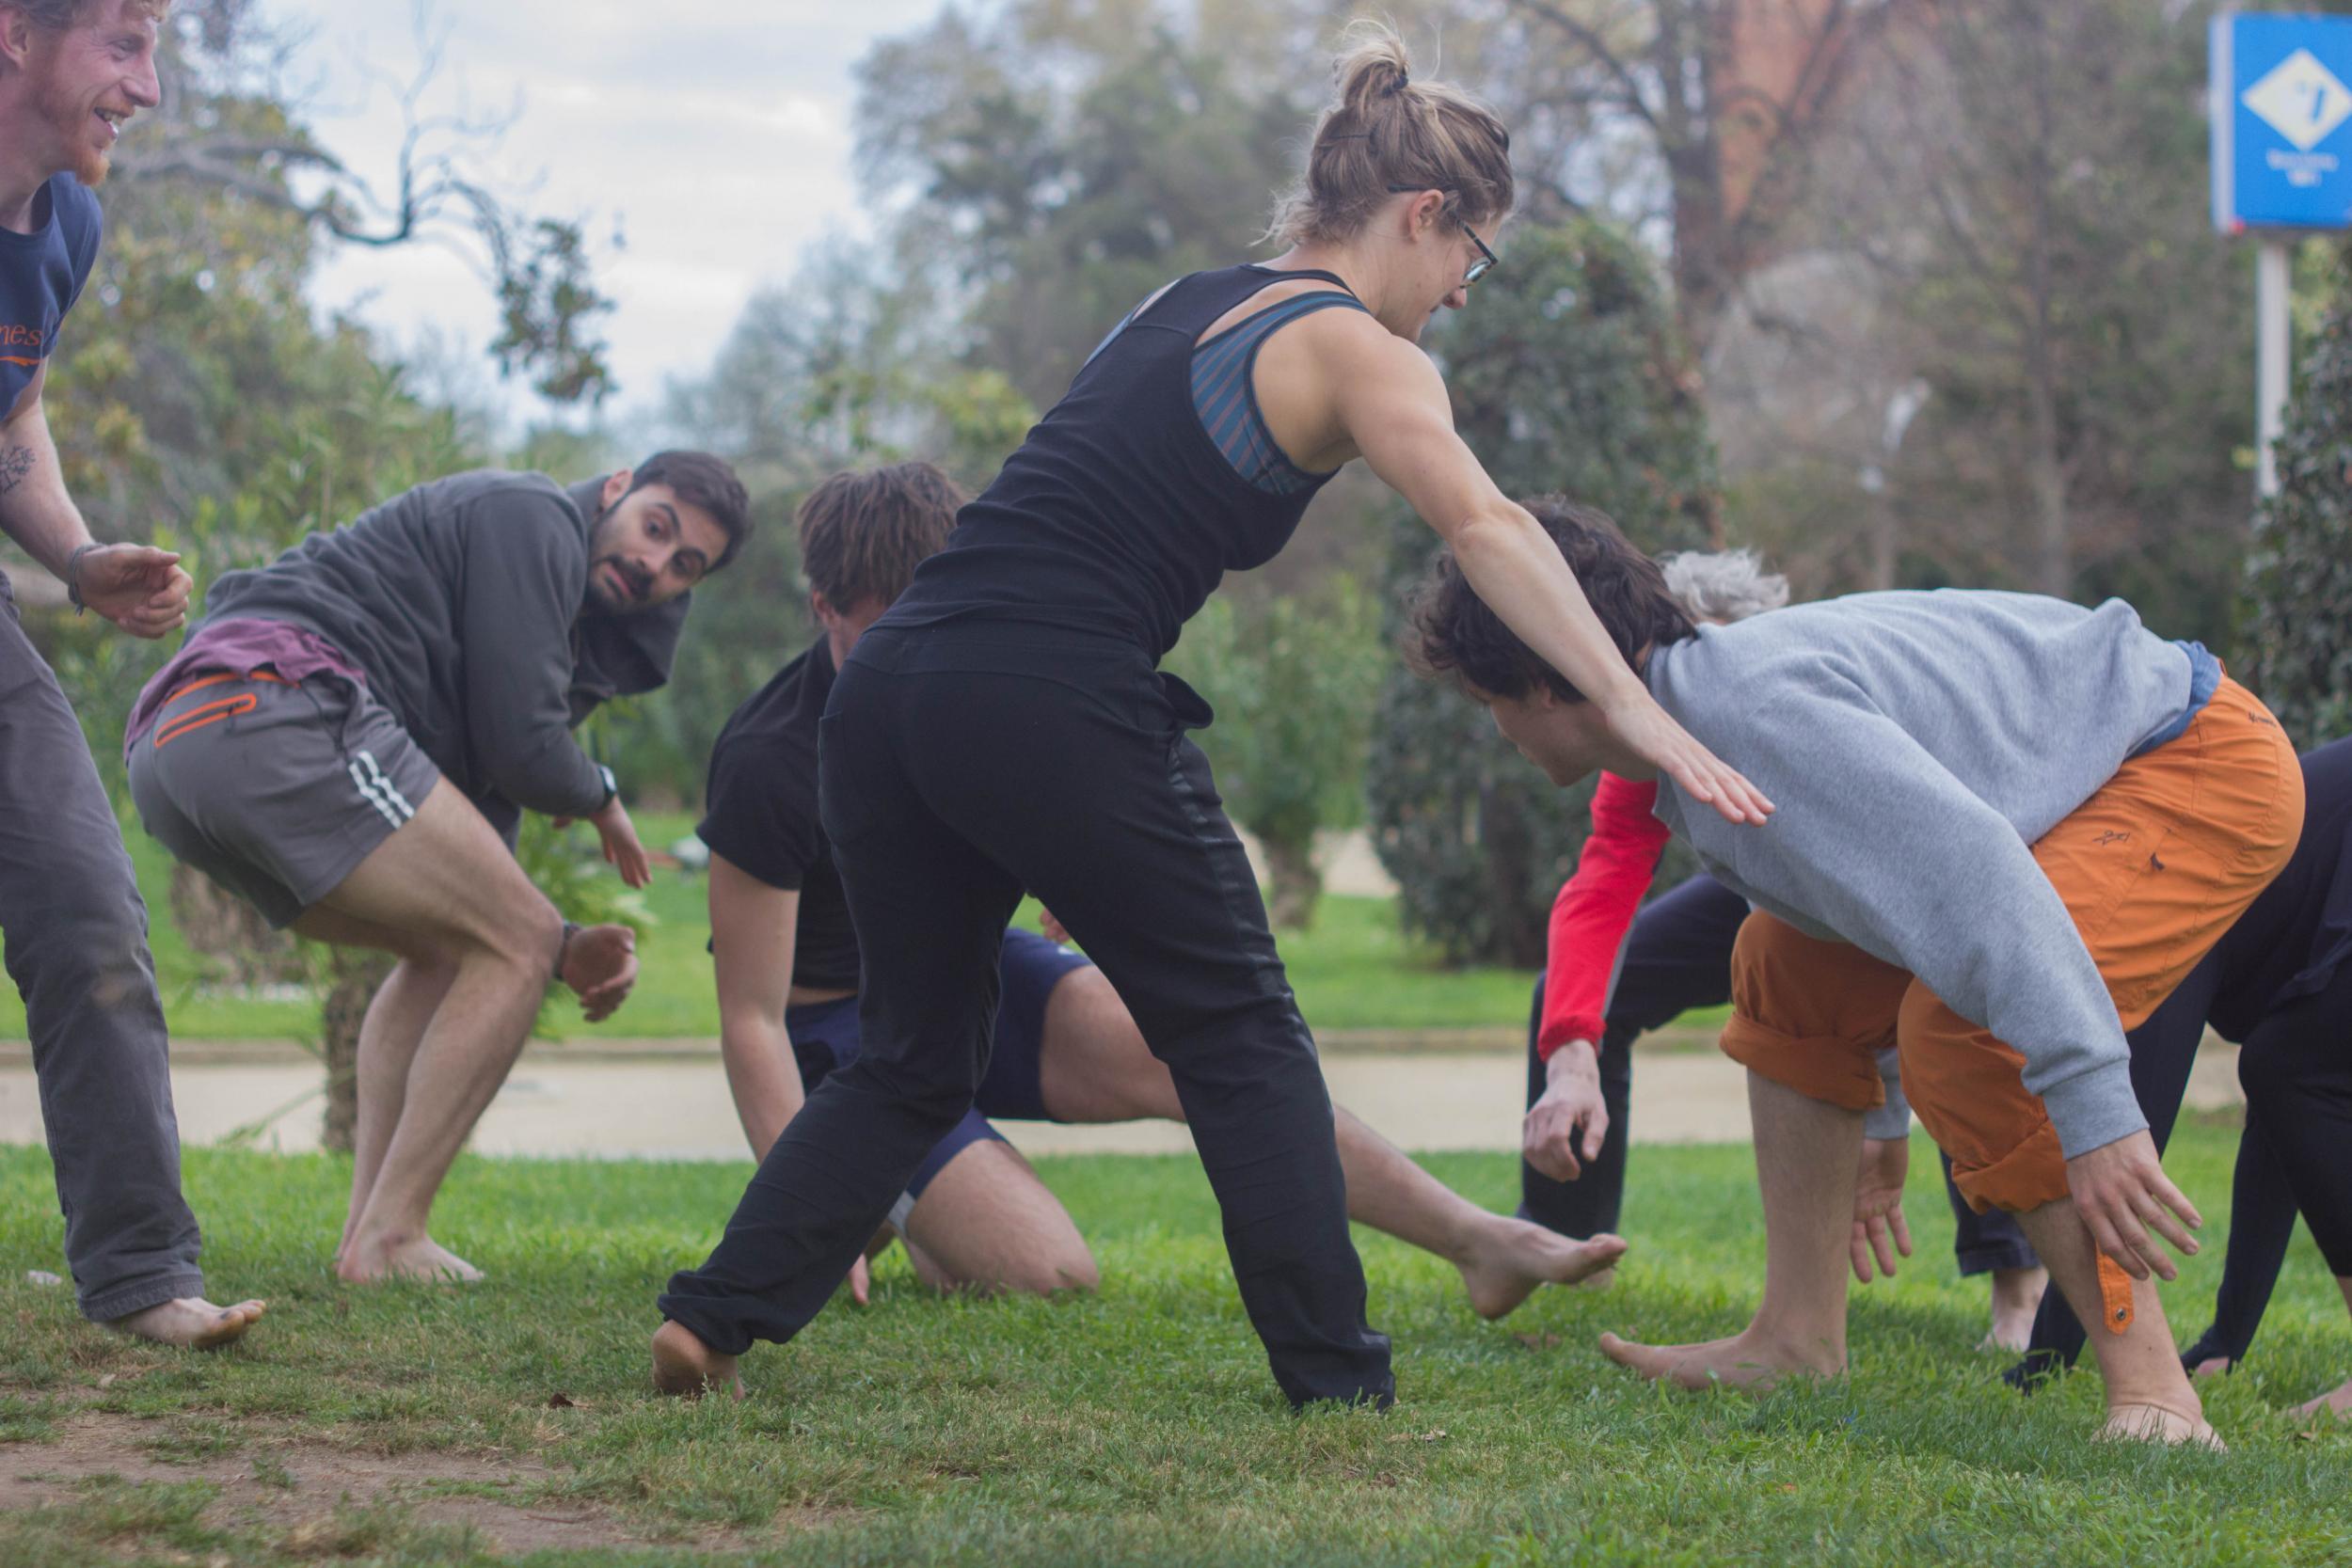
[1523,1041,1608,1181]
[1597,690,1773,827]
[1850,1135,1914,1283]
[2066,1130,2200,1282]
[561,923,638,1022]
[591,794,652,888]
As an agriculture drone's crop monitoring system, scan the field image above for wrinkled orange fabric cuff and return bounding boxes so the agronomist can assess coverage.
[1719,1014,1886,1113]
[1945,1120,2069,1213]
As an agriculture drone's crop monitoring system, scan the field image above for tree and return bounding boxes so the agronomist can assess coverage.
[1367,219,1715,965]
[36,5,623,1148]
[113,1,617,407]
[628,243,1044,809]
[853,0,1324,410]
[1166,578,1386,928]
[2244,247,2352,752]
[1502,0,1909,345]
[1838,0,2253,622]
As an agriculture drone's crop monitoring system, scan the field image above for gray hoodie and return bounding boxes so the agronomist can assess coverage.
[1645,590,2198,1159]
[192,471,689,823]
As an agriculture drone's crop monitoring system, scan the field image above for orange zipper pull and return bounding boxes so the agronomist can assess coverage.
[2096,1253,2135,1335]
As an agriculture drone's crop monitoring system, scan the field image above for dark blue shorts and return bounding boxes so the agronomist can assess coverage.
[785,928,1091,1199]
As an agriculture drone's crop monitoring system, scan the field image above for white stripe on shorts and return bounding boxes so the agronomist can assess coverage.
[348,754,409,830]
[353,749,417,823]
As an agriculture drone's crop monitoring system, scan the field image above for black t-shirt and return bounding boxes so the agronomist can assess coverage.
[0,173,102,419]
[697,637,861,991]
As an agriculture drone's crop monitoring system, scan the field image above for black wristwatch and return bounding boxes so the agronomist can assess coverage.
[596,764,619,810]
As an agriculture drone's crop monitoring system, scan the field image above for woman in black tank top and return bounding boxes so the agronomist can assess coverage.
[654,23,1766,1411]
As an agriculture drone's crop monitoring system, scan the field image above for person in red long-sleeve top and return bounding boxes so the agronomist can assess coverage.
[1535,771,1671,1063]
[1513,551,2052,1352]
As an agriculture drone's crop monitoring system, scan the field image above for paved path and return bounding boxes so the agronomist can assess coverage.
[0,1042,2249,1163]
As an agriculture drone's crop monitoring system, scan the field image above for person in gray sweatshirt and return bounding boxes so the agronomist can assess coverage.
[124,456,748,1284]
[1406,497,2302,1448]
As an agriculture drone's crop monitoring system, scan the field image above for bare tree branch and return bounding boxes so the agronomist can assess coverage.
[1503,0,1663,132]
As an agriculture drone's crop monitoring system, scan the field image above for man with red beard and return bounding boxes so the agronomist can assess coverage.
[0,0,265,1347]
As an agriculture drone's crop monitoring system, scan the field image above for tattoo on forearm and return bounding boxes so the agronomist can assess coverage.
[0,446,30,497]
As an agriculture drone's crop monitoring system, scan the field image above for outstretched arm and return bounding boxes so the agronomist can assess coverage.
[1327,331,1770,826]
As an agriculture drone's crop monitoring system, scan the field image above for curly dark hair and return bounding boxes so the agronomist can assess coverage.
[1406,497,1694,704]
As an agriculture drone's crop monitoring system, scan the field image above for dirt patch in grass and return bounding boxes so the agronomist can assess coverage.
[0,1412,777,1556]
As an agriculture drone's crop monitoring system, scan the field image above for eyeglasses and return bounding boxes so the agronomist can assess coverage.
[1388,185,1499,287]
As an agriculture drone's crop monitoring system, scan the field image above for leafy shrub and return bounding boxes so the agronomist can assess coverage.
[1168,578,1386,928]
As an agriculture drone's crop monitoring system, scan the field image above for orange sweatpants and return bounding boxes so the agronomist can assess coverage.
[1720,676,2303,1212]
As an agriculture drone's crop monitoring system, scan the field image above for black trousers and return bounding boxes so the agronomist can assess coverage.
[1519,873,2037,1272]
[660,630,1391,1409]
[2180,960,2352,1369]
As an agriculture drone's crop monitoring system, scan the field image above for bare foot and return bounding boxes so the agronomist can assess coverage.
[2099,1399,2223,1450]
[1457,1221,1629,1321]
[2191,1355,2234,1379]
[106,1297,266,1350]
[1979,1265,2048,1353]
[336,1232,484,1285]
[1598,1327,1843,1392]
[652,1320,742,1400]
[2291,1378,2352,1423]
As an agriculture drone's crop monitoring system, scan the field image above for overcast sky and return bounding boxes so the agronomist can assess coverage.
[288,1,943,431]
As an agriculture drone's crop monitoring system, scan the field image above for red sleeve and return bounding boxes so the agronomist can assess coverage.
[1537,773,1671,1060]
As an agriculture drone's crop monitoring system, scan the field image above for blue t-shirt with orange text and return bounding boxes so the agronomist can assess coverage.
[0,174,102,421]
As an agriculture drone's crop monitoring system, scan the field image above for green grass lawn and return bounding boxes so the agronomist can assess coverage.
[0,813,1555,1042]
[2,1120,2346,1565]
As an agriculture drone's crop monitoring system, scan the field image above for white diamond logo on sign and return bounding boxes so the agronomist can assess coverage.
[2243,47,2352,151]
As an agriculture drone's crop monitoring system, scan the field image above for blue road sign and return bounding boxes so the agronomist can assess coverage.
[2213,10,2352,231]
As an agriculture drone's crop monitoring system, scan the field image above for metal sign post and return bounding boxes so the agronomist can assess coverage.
[2211,9,2352,498]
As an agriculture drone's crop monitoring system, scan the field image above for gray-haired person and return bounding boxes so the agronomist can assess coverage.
[0,0,262,1347]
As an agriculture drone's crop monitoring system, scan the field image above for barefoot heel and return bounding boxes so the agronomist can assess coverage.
[2096,1253,2134,1335]
[2100,1400,2222,1450]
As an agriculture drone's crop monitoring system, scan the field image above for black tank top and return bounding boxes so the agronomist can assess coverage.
[883,264,1366,662]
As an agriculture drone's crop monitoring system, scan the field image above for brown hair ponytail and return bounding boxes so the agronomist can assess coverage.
[1268,20,1514,247]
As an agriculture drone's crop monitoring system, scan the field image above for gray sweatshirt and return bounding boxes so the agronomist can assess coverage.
[194,471,690,821]
[1645,590,2197,1159]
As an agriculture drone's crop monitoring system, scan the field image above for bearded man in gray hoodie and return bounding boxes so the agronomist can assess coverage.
[127,455,748,1283]
[1409,499,2301,1449]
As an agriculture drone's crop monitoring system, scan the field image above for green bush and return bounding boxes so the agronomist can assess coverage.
[1367,218,1716,965]
[2245,249,2352,751]
[1167,577,1386,928]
